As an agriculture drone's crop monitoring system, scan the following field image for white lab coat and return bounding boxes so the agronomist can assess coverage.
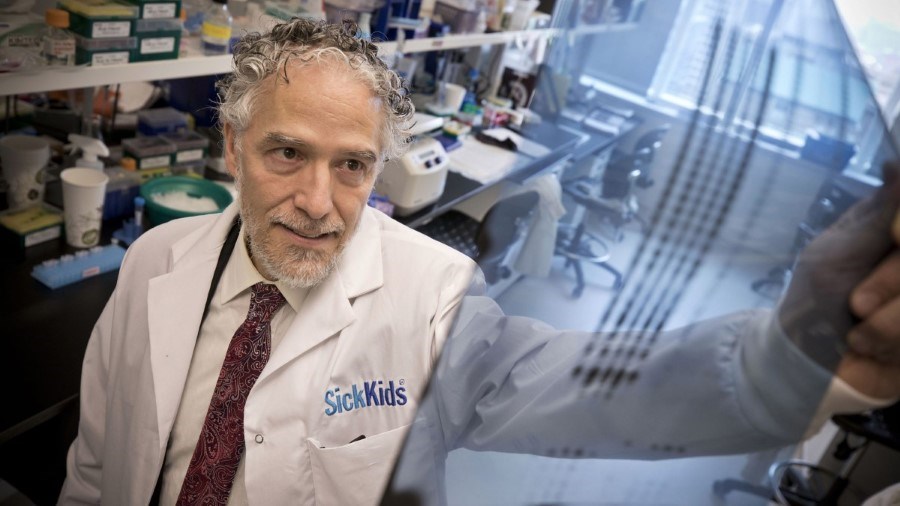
[59,202,477,505]
[61,201,850,506]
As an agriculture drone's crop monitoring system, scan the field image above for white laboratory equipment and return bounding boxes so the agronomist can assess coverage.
[376,136,450,216]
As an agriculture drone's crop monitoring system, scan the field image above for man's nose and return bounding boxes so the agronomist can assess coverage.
[293,162,334,220]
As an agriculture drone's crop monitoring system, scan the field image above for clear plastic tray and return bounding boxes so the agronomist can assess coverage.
[135,18,183,33]
[160,130,209,150]
[122,136,176,157]
[74,33,137,50]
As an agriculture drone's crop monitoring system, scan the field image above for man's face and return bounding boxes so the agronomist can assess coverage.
[224,61,382,287]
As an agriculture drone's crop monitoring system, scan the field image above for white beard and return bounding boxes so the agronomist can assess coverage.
[235,169,348,289]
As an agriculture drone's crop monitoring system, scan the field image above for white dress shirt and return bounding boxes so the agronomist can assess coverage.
[159,227,309,506]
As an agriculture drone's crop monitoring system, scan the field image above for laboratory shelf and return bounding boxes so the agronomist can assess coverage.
[399,29,555,53]
[397,23,636,53]
[569,22,638,36]
[0,53,232,96]
[0,22,634,95]
[0,38,398,96]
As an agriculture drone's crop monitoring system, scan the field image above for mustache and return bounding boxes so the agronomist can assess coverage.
[269,210,345,237]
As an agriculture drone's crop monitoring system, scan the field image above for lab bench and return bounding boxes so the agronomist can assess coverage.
[395,119,630,229]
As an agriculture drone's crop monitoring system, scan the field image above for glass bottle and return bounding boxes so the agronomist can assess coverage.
[43,8,75,66]
[201,0,233,55]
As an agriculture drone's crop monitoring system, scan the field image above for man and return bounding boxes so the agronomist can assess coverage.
[60,17,900,505]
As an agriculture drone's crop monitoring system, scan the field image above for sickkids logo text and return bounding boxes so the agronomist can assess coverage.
[324,379,408,416]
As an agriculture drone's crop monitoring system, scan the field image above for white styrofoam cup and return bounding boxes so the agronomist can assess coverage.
[61,167,109,248]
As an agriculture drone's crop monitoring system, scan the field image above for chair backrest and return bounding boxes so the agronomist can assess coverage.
[633,124,671,157]
[475,191,540,283]
[631,125,671,189]
[601,148,651,199]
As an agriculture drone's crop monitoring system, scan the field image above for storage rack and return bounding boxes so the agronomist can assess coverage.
[0,23,635,96]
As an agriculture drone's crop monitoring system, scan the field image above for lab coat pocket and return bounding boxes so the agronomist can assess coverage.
[306,424,411,506]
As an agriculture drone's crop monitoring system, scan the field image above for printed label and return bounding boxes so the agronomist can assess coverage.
[201,21,232,41]
[44,38,75,57]
[176,149,204,163]
[8,34,41,48]
[92,51,130,66]
[140,155,171,169]
[141,36,175,54]
[24,227,60,248]
[143,3,177,18]
[324,379,408,416]
[92,21,131,38]
[82,265,101,278]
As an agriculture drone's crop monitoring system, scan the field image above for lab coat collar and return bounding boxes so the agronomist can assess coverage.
[147,203,240,453]
[336,206,384,300]
[147,202,385,445]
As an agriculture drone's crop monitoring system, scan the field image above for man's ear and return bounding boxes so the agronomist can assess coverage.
[223,123,239,180]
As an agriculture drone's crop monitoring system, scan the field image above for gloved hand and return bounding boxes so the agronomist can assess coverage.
[779,162,900,401]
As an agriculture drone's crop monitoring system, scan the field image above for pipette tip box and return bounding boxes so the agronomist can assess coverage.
[0,204,64,252]
[31,244,126,289]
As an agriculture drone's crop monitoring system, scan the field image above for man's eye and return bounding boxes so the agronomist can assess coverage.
[281,148,298,160]
[344,160,363,171]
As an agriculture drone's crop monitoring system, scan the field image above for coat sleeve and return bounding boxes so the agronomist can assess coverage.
[58,290,115,505]
[429,296,837,459]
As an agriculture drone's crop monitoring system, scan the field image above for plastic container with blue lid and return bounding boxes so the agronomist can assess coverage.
[122,136,176,169]
[161,130,209,165]
[137,107,187,135]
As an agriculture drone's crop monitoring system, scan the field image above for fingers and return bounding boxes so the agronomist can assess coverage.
[851,250,900,318]
[847,295,900,364]
[895,209,900,246]
[886,162,900,245]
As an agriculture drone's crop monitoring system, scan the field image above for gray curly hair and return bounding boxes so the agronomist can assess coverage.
[217,17,414,162]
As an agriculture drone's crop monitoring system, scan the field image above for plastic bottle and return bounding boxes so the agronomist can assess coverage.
[201,0,233,55]
[42,9,75,66]
[182,0,206,36]
[461,68,479,110]
[414,16,429,39]
[67,134,110,170]
[357,12,372,40]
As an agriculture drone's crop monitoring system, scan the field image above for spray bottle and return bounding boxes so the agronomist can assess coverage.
[67,134,109,170]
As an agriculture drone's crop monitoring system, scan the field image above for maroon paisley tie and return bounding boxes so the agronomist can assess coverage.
[176,282,286,505]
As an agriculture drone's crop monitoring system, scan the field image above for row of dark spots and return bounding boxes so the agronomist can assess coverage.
[570,366,640,388]
[542,443,686,457]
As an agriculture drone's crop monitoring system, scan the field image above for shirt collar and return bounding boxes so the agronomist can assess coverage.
[219,225,308,312]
